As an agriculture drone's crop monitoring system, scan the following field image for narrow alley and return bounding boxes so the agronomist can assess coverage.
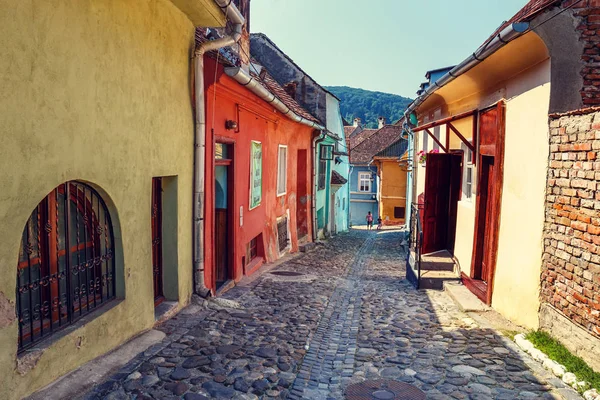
[84,229,574,400]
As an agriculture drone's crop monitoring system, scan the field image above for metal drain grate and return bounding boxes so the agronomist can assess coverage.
[345,380,426,400]
[270,271,305,277]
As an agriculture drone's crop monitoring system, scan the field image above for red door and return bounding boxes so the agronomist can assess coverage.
[296,149,309,240]
[446,153,463,254]
[422,153,451,254]
[151,178,164,305]
[473,156,495,281]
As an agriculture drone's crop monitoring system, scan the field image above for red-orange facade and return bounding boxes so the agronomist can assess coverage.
[203,58,315,293]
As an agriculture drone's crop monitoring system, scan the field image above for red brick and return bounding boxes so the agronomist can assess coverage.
[572,220,588,232]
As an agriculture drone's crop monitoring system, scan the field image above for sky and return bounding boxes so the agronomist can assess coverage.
[250,0,528,98]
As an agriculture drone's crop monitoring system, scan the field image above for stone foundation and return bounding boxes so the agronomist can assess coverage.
[539,304,600,372]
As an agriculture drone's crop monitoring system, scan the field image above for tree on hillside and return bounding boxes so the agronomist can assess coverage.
[325,86,413,128]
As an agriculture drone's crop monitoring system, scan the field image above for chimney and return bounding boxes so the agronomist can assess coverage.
[378,116,386,129]
[353,117,361,127]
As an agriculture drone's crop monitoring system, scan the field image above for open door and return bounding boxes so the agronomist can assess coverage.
[422,153,451,254]
[464,102,505,305]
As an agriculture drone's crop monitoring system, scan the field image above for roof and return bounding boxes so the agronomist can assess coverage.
[251,67,321,124]
[331,170,348,185]
[344,125,357,139]
[342,117,351,126]
[485,0,559,45]
[425,66,455,79]
[250,33,341,101]
[350,125,403,164]
[375,139,409,158]
[349,128,377,149]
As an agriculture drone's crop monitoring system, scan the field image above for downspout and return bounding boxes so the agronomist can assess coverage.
[312,132,326,241]
[193,1,245,296]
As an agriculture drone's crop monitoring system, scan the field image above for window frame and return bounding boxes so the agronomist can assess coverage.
[277,145,288,196]
[318,159,327,191]
[462,142,475,201]
[358,172,372,193]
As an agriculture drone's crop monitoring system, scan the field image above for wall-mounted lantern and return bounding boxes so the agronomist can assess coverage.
[225,120,238,130]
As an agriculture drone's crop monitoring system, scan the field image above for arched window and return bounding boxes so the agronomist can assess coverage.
[16,182,115,352]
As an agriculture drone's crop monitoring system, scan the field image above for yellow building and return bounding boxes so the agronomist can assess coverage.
[0,1,229,398]
[374,145,409,225]
[406,0,598,347]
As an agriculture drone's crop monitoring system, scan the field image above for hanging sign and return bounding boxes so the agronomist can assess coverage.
[249,140,262,210]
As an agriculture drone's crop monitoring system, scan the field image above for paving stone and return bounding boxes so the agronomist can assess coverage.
[82,230,579,400]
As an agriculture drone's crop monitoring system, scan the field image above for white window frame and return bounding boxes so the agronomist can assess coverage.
[358,172,372,193]
[462,142,474,201]
[277,145,287,196]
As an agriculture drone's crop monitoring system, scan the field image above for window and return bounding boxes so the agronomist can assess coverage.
[318,159,327,190]
[277,217,289,252]
[16,182,116,352]
[394,207,406,219]
[358,172,371,192]
[462,143,474,200]
[277,145,287,196]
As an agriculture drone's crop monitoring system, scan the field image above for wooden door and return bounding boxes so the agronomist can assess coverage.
[215,209,228,287]
[422,153,451,254]
[151,178,164,304]
[446,153,463,254]
[466,102,505,305]
[296,149,309,239]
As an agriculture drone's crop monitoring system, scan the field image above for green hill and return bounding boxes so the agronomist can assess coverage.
[325,86,413,129]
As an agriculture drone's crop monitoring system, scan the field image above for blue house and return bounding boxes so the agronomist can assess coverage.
[347,117,405,226]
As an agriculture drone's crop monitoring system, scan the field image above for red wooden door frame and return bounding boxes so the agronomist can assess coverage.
[464,102,505,305]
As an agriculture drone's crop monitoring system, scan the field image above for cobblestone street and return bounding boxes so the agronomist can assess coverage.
[86,229,577,400]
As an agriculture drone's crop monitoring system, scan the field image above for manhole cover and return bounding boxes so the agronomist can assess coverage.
[270,271,305,277]
[345,380,426,400]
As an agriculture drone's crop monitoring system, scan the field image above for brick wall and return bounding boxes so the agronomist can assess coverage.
[542,110,600,338]
[574,0,600,106]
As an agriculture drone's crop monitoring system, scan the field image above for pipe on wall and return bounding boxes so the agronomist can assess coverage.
[193,0,245,296]
[223,67,326,131]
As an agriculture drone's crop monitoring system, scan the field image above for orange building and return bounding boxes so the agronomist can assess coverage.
[202,52,321,293]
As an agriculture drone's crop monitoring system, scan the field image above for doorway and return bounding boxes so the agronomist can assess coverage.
[151,177,164,306]
[215,142,233,290]
[422,153,461,254]
[465,102,505,305]
[296,149,309,240]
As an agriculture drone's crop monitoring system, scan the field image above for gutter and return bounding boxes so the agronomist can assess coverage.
[405,22,530,119]
[193,0,245,297]
[224,67,326,131]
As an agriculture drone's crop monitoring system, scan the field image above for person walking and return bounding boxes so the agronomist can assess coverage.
[366,211,374,230]
[377,216,383,230]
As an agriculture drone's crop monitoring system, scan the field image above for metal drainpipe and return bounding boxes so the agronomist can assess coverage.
[193,1,244,296]
[312,131,326,241]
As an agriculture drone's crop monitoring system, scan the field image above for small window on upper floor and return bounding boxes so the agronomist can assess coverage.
[277,145,287,196]
[358,172,371,192]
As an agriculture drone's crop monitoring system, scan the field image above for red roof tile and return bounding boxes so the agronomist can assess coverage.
[350,125,403,164]
[331,170,348,185]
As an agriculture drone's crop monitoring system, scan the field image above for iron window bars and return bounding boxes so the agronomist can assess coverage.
[16,181,115,352]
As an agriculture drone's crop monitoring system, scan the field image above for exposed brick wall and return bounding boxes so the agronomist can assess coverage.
[542,110,600,338]
[573,0,600,105]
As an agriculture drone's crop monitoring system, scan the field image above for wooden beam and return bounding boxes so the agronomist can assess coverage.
[424,128,447,153]
[472,111,478,165]
[447,122,475,152]
[412,109,477,133]
[445,124,450,152]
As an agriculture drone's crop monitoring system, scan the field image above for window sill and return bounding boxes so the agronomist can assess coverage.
[277,192,286,198]
[245,257,264,276]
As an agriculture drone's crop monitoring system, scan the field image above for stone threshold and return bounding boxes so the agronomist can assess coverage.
[443,281,491,312]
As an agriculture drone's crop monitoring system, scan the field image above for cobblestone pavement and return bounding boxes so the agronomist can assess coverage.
[85,229,578,400]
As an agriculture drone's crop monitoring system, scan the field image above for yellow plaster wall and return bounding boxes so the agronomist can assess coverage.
[378,160,407,223]
[415,59,550,330]
[492,60,551,329]
[0,0,216,397]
